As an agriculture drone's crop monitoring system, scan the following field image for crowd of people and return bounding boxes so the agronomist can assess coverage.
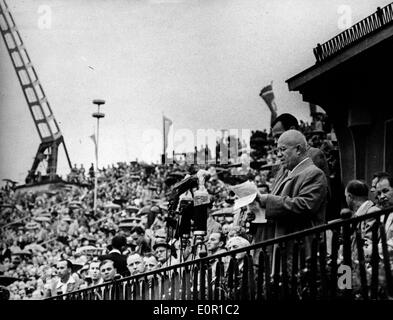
[0,113,392,300]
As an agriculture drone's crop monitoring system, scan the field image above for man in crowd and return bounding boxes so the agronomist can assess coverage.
[153,242,179,268]
[257,130,328,263]
[129,226,151,255]
[337,180,381,261]
[226,236,251,272]
[99,235,130,277]
[127,252,145,276]
[143,253,159,273]
[46,259,81,297]
[207,231,228,276]
[345,179,380,238]
[88,259,103,286]
[99,259,118,282]
[206,232,227,256]
[375,173,393,240]
[370,172,390,202]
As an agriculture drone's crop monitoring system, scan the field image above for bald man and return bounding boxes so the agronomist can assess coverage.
[258,130,328,259]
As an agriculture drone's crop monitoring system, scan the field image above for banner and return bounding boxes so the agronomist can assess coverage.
[260,82,278,126]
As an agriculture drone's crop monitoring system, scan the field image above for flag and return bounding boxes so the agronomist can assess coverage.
[90,133,97,160]
[260,82,278,126]
[163,116,172,157]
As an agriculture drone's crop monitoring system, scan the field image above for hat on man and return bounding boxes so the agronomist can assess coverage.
[211,207,234,217]
[152,240,172,251]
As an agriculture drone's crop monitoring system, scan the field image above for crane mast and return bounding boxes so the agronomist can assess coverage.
[0,0,72,184]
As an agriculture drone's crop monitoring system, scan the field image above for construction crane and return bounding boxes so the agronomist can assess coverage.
[0,0,72,184]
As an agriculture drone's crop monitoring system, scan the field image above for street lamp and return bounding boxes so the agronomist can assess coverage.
[92,99,105,215]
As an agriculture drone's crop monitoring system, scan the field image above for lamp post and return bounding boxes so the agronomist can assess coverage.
[92,99,105,215]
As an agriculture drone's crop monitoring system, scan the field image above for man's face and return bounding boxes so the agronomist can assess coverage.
[155,246,170,263]
[207,233,222,252]
[130,232,143,246]
[376,179,393,209]
[277,140,299,170]
[56,261,70,280]
[144,256,159,272]
[100,261,116,282]
[89,262,101,281]
[272,121,286,142]
[127,254,145,275]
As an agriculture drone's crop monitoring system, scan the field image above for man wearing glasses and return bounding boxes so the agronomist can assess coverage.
[257,130,328,267]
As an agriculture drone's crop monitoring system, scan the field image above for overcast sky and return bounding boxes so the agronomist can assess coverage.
[0,0,390,183]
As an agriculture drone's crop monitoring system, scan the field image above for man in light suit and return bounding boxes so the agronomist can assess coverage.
[257,130,328,267]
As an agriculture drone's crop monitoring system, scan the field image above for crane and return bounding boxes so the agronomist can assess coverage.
[0,0,72,184]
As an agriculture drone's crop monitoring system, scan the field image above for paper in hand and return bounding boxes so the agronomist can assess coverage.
[231,181,258,211]
[231,181,266,223]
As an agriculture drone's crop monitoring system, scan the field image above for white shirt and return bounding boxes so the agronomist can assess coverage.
[354,200,374,217]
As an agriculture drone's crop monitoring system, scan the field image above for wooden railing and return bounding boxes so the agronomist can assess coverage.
[313,3,393,63]
[47,206,393,300]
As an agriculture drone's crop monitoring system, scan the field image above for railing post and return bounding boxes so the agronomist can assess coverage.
[379,220,393,297]
[199,261,206,300]
[240,254,249,300]
[342,222,353,299]
[272,245,281,300]
[329,229,339,298]
[214,259,224,300]
[355,229,369,300]
[280,243,289,300]
[257,250,265,301]
[370,218,380,299]
[291,241,299,300]
[376,7,384,26]
[247,253,256,300]
[207,263,213,300]
[309,236,318,299]
[192,265,199,300]
[318,233,328,299]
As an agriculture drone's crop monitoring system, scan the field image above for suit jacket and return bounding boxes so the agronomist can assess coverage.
[99,252,130,277]
[306,146,329,178]
[354,200,380,243]
[266,158,328,254]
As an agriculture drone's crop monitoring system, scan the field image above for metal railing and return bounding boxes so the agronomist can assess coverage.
[48,206,393,300]
[313,3,393,63]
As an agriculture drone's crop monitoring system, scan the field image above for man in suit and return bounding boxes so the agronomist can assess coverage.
[376,174,393,241]
[99,235,130,277]
[345,180,380,239]
[257,130,328,268]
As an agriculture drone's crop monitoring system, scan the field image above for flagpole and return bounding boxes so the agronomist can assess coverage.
[162,114,165,164]
[92,99,105,216]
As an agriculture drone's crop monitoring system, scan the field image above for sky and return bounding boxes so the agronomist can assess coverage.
[0,0,390,184]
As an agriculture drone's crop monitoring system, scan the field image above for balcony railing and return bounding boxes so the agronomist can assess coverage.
[47,206,393,300]
[313,3,393,63]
